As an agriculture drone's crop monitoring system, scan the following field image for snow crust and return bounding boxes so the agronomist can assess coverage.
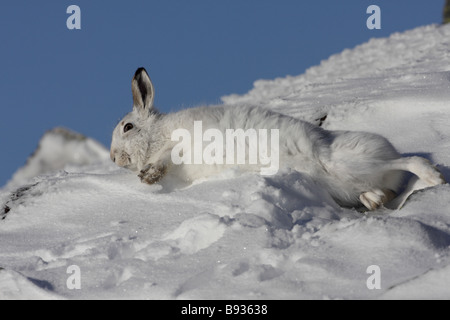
[1,24,450,299]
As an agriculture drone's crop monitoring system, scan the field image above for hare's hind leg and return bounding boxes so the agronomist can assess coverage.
[384,156,445,187]
[360,156,446,211]
[360,188,397,211]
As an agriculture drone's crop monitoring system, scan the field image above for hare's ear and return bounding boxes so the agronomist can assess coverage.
[131,67,155,117]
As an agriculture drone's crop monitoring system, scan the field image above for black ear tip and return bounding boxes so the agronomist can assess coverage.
[134,67,147,78]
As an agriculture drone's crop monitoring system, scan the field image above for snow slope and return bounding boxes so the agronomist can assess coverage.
[1,24,450,300]
[5,127,110,191]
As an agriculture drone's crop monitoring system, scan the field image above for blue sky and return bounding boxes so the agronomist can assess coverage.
[0,1,444,187]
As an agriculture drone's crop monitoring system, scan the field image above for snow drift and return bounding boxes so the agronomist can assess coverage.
[1,24,450,300]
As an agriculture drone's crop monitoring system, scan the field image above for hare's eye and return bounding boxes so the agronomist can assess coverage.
[124,123,134,133]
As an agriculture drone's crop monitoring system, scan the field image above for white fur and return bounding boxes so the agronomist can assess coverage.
[110,68,446,210]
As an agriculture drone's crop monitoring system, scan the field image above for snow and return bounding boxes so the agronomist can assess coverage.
[5,127,110,191]
[1,24,450,300]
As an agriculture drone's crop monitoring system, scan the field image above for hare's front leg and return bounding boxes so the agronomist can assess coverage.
[138,163,168,184]
[138,148,173,185]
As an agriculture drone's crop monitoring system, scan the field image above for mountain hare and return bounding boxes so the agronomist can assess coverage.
[111,67,445,210]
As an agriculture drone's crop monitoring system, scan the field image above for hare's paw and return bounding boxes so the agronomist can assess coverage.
[138,163,168,185]
[422,165,446,187]
[359,189,396,211]
[410,157,446,187]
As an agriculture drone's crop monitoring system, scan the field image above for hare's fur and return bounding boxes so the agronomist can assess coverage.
[111,68,445,210]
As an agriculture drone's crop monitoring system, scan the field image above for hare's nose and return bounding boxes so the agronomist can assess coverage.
[110,150,116,163]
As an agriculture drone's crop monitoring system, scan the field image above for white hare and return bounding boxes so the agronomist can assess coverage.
[110,67,445,210]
